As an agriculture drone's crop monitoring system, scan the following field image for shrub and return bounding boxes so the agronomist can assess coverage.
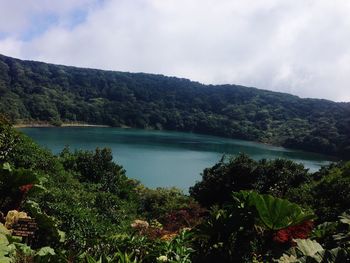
[190,154,310,207]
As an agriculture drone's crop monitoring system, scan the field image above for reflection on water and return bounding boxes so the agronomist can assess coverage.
[20,127,332,191]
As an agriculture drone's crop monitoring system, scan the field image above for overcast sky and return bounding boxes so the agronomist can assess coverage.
[0,0,349,102]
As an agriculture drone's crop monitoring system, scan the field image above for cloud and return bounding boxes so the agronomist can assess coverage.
[0,0,100,37]
[0,0,350,102]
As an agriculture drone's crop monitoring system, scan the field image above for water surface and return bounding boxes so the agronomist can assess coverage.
[20,128,331,191]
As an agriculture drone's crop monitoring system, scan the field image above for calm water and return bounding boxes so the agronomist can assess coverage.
[20,128,331,191]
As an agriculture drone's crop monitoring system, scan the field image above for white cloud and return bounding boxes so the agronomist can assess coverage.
[0,0,350,101]
[0,38,22,57]
[0,0,99,35]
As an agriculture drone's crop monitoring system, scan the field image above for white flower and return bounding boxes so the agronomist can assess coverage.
[157,255,168,262]
[131,219,149,230]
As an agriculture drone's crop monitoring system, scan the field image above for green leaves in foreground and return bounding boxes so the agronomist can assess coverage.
[277,239,348,263]
[234,191,315,230]
[0,224,15,263]
[0,223,57,263]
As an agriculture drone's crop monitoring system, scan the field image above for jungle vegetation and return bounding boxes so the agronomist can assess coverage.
[1,116,350,262]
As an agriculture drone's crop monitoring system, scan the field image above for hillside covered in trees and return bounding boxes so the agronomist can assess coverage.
[0,54,349,158]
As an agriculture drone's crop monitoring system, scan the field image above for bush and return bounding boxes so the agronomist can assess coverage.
[59,147,137,198]
[191,191,315,263]
[136,186,192,219]
[190,153,310,207]
[288,161,350,222]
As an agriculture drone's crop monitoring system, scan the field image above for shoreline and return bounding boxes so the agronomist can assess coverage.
[12,122,338,160]
[14,122,110,128]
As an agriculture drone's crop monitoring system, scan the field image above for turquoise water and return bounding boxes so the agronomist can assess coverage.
[20,128,331,191]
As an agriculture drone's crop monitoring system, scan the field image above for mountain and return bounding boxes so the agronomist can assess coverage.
[0,54,349,158]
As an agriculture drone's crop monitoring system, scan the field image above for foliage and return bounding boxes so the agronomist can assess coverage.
[0,121,142,256]
[1,54,350,158]
[190,154,310,207]
[0,223,58,263]
[288,162,350,222]
[84,230,194,263]
[7,133,59,173]
[159,203,206,232]
[30,174,139,252]
[0,115,58,173]
[59,147,137,198]
[234,191,315,231]
[323,212,350,251]
[23,200,64,249]
[82,252,139,263]
[155,230,194,263]
[191,206,243,262]
[192,191,315,262]
[0,119,19,162]
[136,186,193,219]
[277,238,349,263]
[0,162,38,213]
[0,223,17,263]
[2,113,350,262]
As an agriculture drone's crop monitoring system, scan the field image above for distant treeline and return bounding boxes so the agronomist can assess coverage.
[0,54,349,158]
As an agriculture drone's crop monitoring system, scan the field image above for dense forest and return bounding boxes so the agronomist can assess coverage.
[1,115,350,262]
[0,54,349,158]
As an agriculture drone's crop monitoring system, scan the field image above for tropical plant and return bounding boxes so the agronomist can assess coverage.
[0,121,18,162]
[0,162,38,212]
[23,201,64,248]
[156,229,194,263]
[83,252,139,263]
[59,147,136,198]
[0,223,57,263]
[192,191,315,262]
[234,191,315,231]
[190,154,311,207]
[277,238,348,263]
[136,186,191,219]
[288,162,350,222]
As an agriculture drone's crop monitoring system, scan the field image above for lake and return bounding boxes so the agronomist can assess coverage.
[20,127,331,191]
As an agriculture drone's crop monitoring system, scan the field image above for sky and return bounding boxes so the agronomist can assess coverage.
[0,0,349,102]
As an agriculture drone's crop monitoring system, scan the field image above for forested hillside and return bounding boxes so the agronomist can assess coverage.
[0,54,349,158]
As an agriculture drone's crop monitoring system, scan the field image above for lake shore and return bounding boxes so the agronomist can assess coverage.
[14,123,337,160]
[14,122,110,128]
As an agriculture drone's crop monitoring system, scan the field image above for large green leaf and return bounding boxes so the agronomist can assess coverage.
[0,234,10,252]
[277,254,298,263]
[2,163,11,172]
[324,247,349,263]
[277,239,349,263]
[311,221,338,239]
[339,213,350,226]
[0,224,10,236]
[35,246,55,257]
[294,239,324,259]
[236,191,315,230]
[0,232,14,262]
[0,224,11,258]
[0,256,12,263]
[84,254,100,263]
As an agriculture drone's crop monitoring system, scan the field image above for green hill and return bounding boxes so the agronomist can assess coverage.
[0,54,349,158]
